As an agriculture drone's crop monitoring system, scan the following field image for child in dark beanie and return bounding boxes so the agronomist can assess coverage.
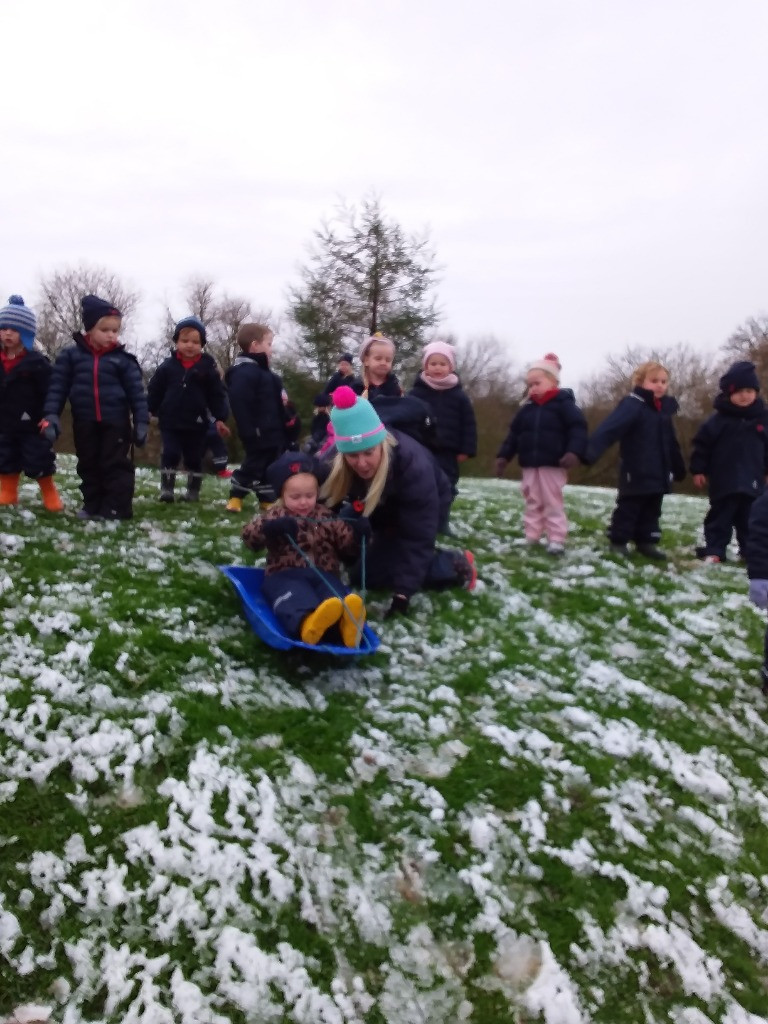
[42,294,148,520]
[586,359,686,560]
[0,295,63,511]
[147,315,229,502]
[691,360,768,563]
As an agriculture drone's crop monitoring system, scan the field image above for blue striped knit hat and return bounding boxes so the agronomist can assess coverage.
[0,295,36,351]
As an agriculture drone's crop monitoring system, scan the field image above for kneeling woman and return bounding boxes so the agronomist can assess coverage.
[322,386,476,617]
[241,451,369,646]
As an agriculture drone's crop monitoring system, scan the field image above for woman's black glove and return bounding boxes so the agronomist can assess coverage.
[349,516,372,540]
[262,517,299,541]
[385,593,410,618]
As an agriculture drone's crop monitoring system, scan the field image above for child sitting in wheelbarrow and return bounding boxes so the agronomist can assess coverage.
[241,451,371,647]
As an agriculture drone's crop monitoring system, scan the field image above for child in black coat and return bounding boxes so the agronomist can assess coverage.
[303,393,332,455]
[496,354,587,555]
[147,316,230,502]
[408,341,477,507]
[0,296,62,511]
[324,352,355,396]
[351,334,402,400]
[690,360,768,563]
[225,324,299,512]
[586,359,686,560]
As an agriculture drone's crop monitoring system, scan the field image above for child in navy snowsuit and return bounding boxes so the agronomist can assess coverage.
[690,360,768,563]
[0,296,63,512]
[495,354,587,555]
[43,294,148,521]
[745,490,768,695]
[147,316,229,503]
[586,360,686,560]
[324,352,355,396]
[351,334,402,401]
[225,324,299,513]
[408,340,477,506]
[241,452,369,646]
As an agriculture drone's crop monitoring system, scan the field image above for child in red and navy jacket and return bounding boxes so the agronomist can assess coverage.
[43,294,148,521]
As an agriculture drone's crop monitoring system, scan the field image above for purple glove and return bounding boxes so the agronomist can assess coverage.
[558,452,580,470]
[494,458,509,478]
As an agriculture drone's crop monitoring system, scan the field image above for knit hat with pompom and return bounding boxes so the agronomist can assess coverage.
[528,353,562,383]
[330,385,387,453]
[0,295,36,350]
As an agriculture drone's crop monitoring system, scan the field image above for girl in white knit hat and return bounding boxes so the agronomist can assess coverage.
[495,354,587,555]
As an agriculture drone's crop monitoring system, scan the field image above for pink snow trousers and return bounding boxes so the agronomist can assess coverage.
[521,466,568,544]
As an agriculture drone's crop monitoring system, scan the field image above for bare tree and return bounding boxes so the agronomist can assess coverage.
[579,342,716,419]
[722,314,768,381]
[451,333,522,402]
[147,276,273,377]
[36,264,140,360]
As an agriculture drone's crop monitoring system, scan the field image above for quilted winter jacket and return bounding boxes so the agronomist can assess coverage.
[408,376,478,456]
[497,389,587,466]
[225,352,289,450]
[586,387,686,495]
[345,430,452,598]
[0,349,51,434]
[689,394,768,501]
[147,351,229,431]
[44,334,148,428]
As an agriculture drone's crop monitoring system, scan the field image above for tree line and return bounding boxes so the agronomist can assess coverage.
[17,195,768,490]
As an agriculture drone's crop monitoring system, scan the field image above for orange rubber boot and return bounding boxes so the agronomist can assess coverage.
[38,476,64,512]
[0,473,20,505]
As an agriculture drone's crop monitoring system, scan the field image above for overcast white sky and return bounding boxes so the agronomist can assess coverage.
[4,0,768,386]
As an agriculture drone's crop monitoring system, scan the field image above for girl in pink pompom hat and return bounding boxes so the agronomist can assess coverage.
[495,354,587,556]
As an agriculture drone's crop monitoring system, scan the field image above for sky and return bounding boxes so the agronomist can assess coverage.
[3,0,768,386]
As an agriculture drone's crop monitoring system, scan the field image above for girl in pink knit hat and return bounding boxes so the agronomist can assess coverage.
[408,340,477,531]
[495,354,587,555]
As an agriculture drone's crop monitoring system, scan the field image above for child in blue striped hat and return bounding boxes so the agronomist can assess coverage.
[0,296,63,510]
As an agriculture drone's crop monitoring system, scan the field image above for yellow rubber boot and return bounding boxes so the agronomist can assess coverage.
[225,496,243,513]
[0,473,20,505]
[38,476,64,512]
[340,593,366,648]
[300,597,343,645]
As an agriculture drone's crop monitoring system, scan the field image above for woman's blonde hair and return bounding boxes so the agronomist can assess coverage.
[321,434,397,516]
[632,360,669,388]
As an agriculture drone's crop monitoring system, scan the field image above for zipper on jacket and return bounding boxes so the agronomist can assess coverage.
[93,353,102,421]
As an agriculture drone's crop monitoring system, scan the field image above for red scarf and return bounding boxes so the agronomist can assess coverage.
[654,398,661,411]
[176,352,202,370]
[83,334,119,355]
[0,349,26,372]
[531,388,559,406]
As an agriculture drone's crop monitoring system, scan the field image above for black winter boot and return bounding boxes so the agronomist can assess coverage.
[636,543,666,561]
[609,542,630,557]
[181,473,202,502]
[160,472,176,503]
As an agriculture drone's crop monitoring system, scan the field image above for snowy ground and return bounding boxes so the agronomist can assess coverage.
[1,459,768,1023]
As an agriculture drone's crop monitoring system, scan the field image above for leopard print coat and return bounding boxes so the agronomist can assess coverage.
[241,502,358,576]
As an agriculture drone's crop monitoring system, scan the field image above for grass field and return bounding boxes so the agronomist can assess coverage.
[1,457,767,1024]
